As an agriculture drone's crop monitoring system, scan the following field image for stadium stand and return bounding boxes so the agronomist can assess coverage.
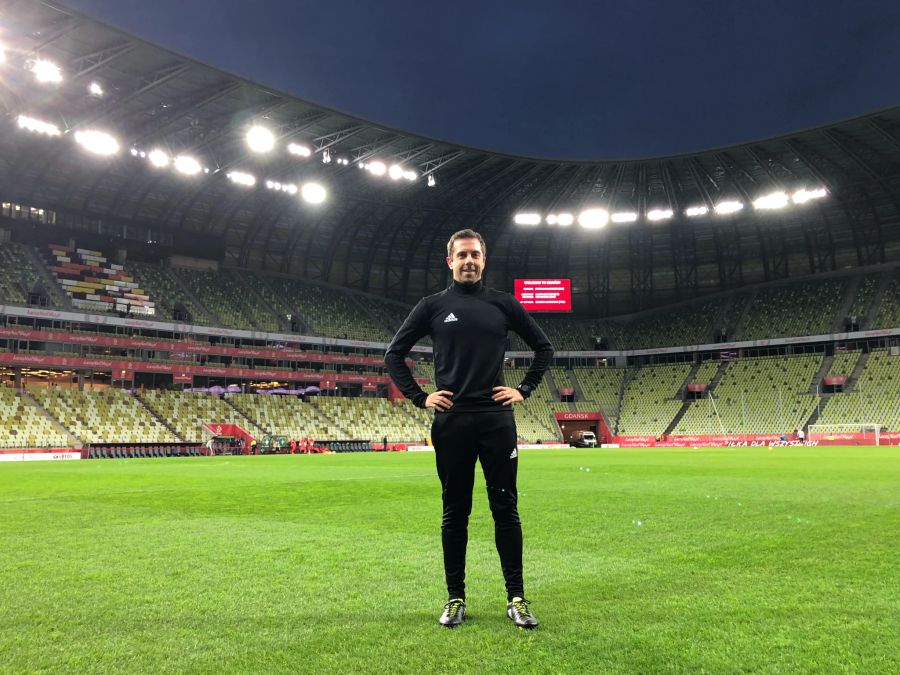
[0,242,67,307]
[128,262,210,323]
[848,275,879,325]
[691,360,721,385]
[872,271,900,329]
[265,276,394,342]
[0,387,72,448]
[672,354,821,435]
[616,363,692,436]
[571,367,624,427]
[614,300,721,350]
[740,280,846,340]
[172,268,279,331]
[816,349,900,431]
[505,366,559,442]
[44,245,155,316]
[827,350,861,377]
[29,387,179,444]
[138,390,265,441]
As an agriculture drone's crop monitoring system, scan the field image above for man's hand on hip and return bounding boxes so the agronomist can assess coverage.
[426,390,454,411]
[492,386,524,406]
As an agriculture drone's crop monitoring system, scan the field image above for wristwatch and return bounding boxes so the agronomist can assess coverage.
[516,384,533,399]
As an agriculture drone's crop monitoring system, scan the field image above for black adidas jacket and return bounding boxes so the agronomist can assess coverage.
[384,280,554,413]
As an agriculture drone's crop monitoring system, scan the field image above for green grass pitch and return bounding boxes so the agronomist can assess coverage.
[1,447,898,673]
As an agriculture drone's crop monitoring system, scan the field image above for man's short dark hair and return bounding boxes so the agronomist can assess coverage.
[447,229,486,258]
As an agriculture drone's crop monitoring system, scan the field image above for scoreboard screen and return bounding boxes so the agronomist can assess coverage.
[514,278,572,312]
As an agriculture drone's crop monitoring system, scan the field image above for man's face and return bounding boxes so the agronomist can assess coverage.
[447,238,486,284]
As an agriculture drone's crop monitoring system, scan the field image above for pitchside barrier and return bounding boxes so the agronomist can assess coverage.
[610,433,900,447]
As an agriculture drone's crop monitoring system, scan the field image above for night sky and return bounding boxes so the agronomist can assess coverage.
[66,0,900,160]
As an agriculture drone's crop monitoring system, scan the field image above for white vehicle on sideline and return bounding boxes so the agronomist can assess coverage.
[569,430,597,448]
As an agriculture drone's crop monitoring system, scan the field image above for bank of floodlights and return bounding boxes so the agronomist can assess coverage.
[74,129,119,156]
[17,114,60,136]
[301,182,327,204]
[647,208,673,221]
[147,149,170,168]
[88,81,104,97]
[287,142,312,157]
[685,205,709,217]
[174,155,202,175]
[245,125,275,153]
[29,58,62,84]
[611,212,638,224]
[227,171,256,187]
[713,200,744,215]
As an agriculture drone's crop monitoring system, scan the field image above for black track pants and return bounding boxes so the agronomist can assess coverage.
[431,410,523,601]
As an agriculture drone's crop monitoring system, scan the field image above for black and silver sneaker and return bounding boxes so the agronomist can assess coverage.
[507,597,539,629]
[439,598,467,627]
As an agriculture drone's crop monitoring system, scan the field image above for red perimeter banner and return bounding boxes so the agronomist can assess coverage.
[514,279,572,312]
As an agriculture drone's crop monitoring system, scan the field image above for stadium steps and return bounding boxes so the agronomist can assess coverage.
[23,246,73,309]
[664,399,693,436]
[254,273,313,334]
[567,370,589,404]
[832,274,862,332]
[810,354,836,394]
[730,288,758,341]
[169,269,220,325]
[348,294,396,340]
[306,399,350,437]
[678,361,703,397]
[132,392,188,441]
[707,360,730,391]
[802,394,829,431]
[613,369,634,435]
[236,275,290,332]
[19,390,84,448]
[221,396,271,435]
[708,292,738,343]
[862,271,894,330]
[544,370,560,401]
[845,351,872,392]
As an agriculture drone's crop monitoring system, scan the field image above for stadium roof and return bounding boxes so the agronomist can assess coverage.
[2,1,900,315]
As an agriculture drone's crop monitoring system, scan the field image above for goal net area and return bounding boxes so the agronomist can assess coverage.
[808,423,881,445]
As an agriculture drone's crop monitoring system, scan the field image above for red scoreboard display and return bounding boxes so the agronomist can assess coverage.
[514,278,572,312]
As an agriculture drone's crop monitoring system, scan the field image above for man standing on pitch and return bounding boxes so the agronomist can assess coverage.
[385,229,553,629]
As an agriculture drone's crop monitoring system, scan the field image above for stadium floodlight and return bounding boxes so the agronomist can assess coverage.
[546,214,558,225]
[388,164,404,180]
[557,213,574,226]
[287,142,312,157]
[30,58,62,83]
[245,125,275,153]
[647,208,673,221]
[174,155,202,175]
[403,169,417,181]
[427,174,436,187]
[227,171,256,187]
[147,149,170,168]
[514,212,541,225]
[301,181,327,204]
[611,211,638,223]
[714,200,743,215]
[147,148,172,169]
[74,129,119,156]
[367,161,386,176]
[88,81,104,97]
[577,208,609,229]
[792,187,827,204]
[17,114,61,136]
[685,205,709,217]
[753,191,789,210]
